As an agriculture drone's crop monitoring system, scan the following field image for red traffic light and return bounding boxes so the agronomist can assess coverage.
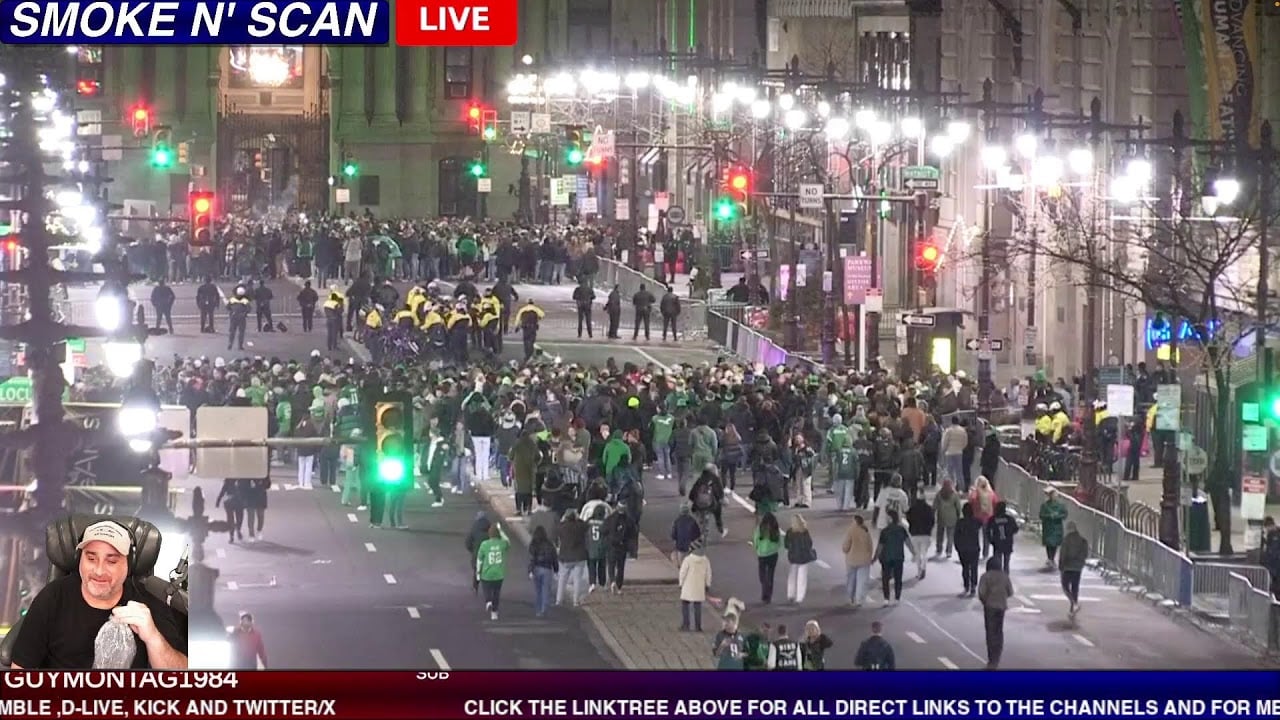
[193,196,212,214]
[730,173,749,191]
[133,108,149,122]
[915,242,941,271]
[468,104,482,120]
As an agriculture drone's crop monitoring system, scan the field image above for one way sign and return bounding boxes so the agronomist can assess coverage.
[965,338,1004,351]
[900,313,936,328]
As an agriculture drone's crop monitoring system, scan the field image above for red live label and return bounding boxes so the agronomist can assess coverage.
[396,0,518,46]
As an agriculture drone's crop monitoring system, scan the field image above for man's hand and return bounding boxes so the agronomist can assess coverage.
[112,601,162,646]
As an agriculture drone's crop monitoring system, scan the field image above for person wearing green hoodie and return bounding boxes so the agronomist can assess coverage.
[601,430,631,493]
[476,523,509,621]
[651,408,675,480]
[751,512,782,604]
[824,414,852,477]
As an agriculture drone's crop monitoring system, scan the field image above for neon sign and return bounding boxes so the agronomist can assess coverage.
[1145,318,1219,350]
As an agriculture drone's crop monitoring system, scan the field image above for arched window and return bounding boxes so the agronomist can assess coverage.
[228,46,305,89]
[438,157,477,217]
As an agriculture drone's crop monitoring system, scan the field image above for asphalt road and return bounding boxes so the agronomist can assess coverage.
[184,469,618,669]
[69,278,724,369]
[634,467,1272,670]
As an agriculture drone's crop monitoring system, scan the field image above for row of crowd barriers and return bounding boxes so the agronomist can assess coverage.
[999,455,1280,656]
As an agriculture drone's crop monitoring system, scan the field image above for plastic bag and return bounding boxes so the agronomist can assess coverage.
[93,617,137,669]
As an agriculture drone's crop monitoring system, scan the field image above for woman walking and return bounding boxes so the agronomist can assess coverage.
[841,514,874,607]
[476,524,510,620]
[875,510,912,606]
[751,512,782,604]
[978,554,1014,669]
[677,540,712,631]
[801,620,833,670]
[527,525,559,617]
[784,514,816,604]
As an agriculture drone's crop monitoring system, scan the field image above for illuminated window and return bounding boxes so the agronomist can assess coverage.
[444,48,472,99]
[228,46,304,89]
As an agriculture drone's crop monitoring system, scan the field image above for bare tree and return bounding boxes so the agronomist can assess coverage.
[992,159,1280,553]
[796,21,859,80]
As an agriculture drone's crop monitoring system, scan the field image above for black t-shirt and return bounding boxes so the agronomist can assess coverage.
[10,575,188,669]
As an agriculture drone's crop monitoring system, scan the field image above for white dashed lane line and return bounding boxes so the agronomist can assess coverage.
[1073,634,1095,648]
[226,581,239,590]
[430,649,451,670]
[938,657,959,670]
[215,547,226,559]
[906,631,927,645]
[406,607,421,619]
[815,559,832,569]
[365,543,377,553]
[384,573,398,585]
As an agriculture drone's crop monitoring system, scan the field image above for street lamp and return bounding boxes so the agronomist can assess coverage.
[103,339,142,378]
[929,134,956,158]
[117,403,158,453]
[1015,132,1038,159]
[784,108,807,131]
[1067,147,1093,175]
[95,280,128,331]
[1212,177,1241,205]
[824,117,850,142]
[901,117,924,139]
[750,99,771,119]
[981,145,1008,170]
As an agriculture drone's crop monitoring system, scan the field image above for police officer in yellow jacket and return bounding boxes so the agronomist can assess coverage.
[479,304,501,354]
[1033,404,1053,443]
[515,300,545,362]
[446,303,471,362]
[364,305,385,362]
[1049,402,1072,444]
[394,306,417,329]
[227,286,252,351]
[323,289,345,351]
[422,304,446,351]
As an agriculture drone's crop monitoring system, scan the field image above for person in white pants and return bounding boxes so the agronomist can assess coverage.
[297,452,315,489]
[785,514,815,604]
[472,436,492,482]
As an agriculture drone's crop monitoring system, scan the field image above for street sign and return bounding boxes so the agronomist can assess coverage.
[1183,445,1208,476]
[530,113,552,134]
[509,111,530,134]
[903,165,940,191]
[798,184,824,208]
[666,205,686,225]
[0,376,32,404]
[740,249,769,260]
[964,338,1004,351]
[335,188,350,204]
[901,313,936,328]
[477,178,492,193]
[1243,474,1268,520]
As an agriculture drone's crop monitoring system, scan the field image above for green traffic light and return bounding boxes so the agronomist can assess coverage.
[469,162,486,178]
[377,457,406,483]
[1267,394,1280,422]
[714,198,737,221]
[566,147,584,165]
[151,147,173,168]
[343,162,358,178]
[483,126,496,140]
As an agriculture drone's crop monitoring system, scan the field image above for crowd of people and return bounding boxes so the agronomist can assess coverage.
[70,214,1122,670]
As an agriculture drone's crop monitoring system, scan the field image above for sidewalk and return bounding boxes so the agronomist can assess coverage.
[1117,465,1280,554]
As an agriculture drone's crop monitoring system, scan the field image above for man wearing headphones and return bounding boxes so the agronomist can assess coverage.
[9,520,188,669]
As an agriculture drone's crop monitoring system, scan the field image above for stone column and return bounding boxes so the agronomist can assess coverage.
[409,47,429,122]
[372,45,397,121]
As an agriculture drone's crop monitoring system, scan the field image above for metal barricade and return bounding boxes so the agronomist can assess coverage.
[1229,571,1280,653]
[1195,562,1273,599]
[599,259,707,338]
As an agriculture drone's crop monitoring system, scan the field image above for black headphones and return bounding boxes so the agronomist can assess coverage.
[74,518,139,577]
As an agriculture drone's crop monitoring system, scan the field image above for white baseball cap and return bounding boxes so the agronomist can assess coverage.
[76,520,131,557]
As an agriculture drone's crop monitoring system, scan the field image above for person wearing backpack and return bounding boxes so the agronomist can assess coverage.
[688,464,726,538]
[718,423,745,492]
[751,512,782,604]
[854,621,895,670]
[670,416,694,494]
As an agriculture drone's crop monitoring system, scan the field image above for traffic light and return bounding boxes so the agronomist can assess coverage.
[150,129,174,169]
[188,191,215,247]
[481,109,498,141]
[713,196,739,222]
[914,239,941,273]
[76,78,100,96]
[342,155,358,178]
[468,157,487,178]
[374,395,413,485]
[130,105,151,138]
[565,128,584,166]
[467,103,482,135]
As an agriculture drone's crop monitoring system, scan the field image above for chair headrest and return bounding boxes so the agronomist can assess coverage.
[45,514,163,582]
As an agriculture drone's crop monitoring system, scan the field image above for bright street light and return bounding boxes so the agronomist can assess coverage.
[981,145,1008,170]
[1067,147,1093,175]
[1014,133,1038,159]
[929,134,955,158]
[104,340,143,378]
[816,101,831,118]
[854,109,876,130]
[1111,175,1139,204]
[95,295,125,331]
[82,225,103,253]
[900,117,923,139]
[750,99,771,119]
[1213,177,1241,205]
[777,93,795,111]
[117,405,158,437]
[824,117,850,141]
[946,120,972,143]
[1030,155,1064,187]
[784,108,807,130]
[868,121,892,145]
[1125,158,1152,185]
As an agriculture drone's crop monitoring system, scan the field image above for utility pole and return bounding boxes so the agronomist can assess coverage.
[1075,97,1106,504]
[977,79,996,413]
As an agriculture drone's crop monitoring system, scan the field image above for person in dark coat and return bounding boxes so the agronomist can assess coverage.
[985,501,1019,574]
[954,503,982,597]
[670,501,702,565]
[980,428,1001,489]
[854,621,895,670]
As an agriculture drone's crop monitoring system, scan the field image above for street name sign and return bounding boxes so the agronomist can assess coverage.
[901,313,936,328]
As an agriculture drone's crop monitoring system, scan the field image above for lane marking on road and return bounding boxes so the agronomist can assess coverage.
[631,346,671,371]
[904,600,986,663]
[728,490,756,513]
[815,559,832,569]
[365,543,377,553]
[416,482,425,490]
[1010,607,1043,614]
[226,581,239,590]
[331,485,340,493]
[938,657,959,670]
[504,516,525,522]
[906,631,927,645]
[1072,633,1095,648]
[430,649,451,671]
[347,513,358,523]
[1029,594,1101,602]
[384,573,398,585]
[406,607,421,619]
[215,547,226,559]
[1016,595,1036,607]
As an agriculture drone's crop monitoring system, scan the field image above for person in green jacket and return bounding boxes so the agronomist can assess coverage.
[824,414,852,475]
[651,408,675,480]
[476,523,510,621]
[875,510,913,605]
[1040,487,1069,570]
[601,430,631,492]
[751,512,782,605]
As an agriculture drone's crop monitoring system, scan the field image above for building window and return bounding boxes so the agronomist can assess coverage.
[228,46,304,89]
[858,31,910,92]
[438,158,476,216]
[358,175,381,206]
[567,0,611,58]
[444,48,473,99]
